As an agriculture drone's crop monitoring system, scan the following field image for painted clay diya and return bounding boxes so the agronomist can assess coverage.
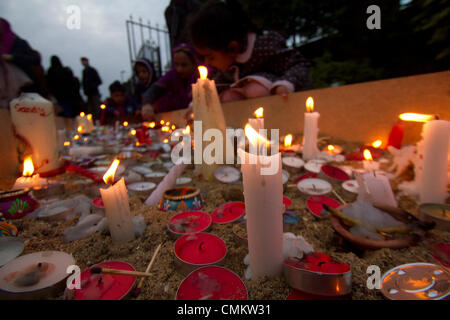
[176,266,247,300]
[159,187,203,212]
[168,211,212,237]
[283,252,352,296]
[69,261,137,300]
[0,251,75,300]
[418,203,450,232]
[0,189,39,220]
[211,202,245,224]
[174,233,227,275]
[319,165,350,185]
[381,263,449,300]
[306,195,341,219]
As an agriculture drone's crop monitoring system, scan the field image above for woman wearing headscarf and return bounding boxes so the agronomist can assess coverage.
[134,58,157,106]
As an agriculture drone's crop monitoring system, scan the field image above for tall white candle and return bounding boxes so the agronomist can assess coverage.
[302,97,320,161]
[419,120,449,204]
[100,160,134,243]
[192,66,228,180]
[10,93,62,174]
[238,124,283,280]
[248,107,264,133]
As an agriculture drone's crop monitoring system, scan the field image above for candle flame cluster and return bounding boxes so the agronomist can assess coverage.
[284,134,293,147]
[103,159,120,185]
[363,149,373,161]
[399,113,434,123]
[22,156,34,177]
[198,66,208,80]
[306,97,314,112]
[254,107,264,119]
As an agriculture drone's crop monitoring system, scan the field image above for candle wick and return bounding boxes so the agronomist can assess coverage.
[199,241,204,251]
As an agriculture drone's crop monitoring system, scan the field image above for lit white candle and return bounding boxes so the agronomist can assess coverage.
[12,156,48,190]
[248,107,264,132]
[355,171,397,207]
[302,97,320,161]
[75,112,94,134]
[362,149,380,171]
[100,159,135,243]
[419,119,449,204]
[10,93,62,174]
[238,124,283,280]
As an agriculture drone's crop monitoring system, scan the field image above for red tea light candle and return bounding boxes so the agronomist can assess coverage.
[319,165,350,185]
[168,211,212,237]
[323,144,343,155]
[70,261,136,300]
[174,233,227,275]
[176,266,248,300]
[306,195,341,219]
[211,202,245,224]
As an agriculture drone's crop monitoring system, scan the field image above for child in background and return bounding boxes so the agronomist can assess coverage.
[141,43,207,121]
[100,81,139,125]
[188,0,312,102]
[134,58,157,106]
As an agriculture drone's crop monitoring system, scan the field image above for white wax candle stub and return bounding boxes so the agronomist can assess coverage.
[297,178,332,196]
[363,160,380,171]
[304,160,326,173]
[128,182,156,192]
[176,177,192,185]
[356,171,398,207]
[342,180,359,194]
[282,157,305,169]
[214,166,241,184]
[282,170,290,184]
[145,172,166,179]
[131,166,153,175]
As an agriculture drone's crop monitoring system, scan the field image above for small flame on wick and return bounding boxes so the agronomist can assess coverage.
[150,122,156,128]
[22,156,34,177]
[73,135,80,140]
[80,112,85,117]
[183,125,191,135]
[254,107,264,118]
[103,159,120,185]
[363,149,373,161]
[306,97,314,112]
[64,141,70,147]
[162,126,170,132]
[100,104,106,110]
[87,114,93,120]
[284,134,293,147]
[160,120,165,125]
[123,121,129,127]
[77,125,84,133]
[130,129,136,135]
[372,140,382,148]
[244,123,270,147]
[163,139,169,143]
[327,145,335,151]
[198,66,208,80]
[399,113,434,123]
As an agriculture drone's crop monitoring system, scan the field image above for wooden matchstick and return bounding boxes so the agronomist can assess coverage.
[331,190,346,205]
[137,243,162,290]
[90,267,153,278]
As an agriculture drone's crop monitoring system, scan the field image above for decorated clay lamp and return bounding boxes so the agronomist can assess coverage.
[176,266,247,300]
[68,261,137,300]
[211,202,245,224]
[0,251,75,299]
[306,195,341,219]
[12,156,48,190]
[0,189,39,220]
[319,165,350,185]
[168,211,212,237]
[174,233,227,275]
[381,263,449,300]
[297,178,332,197]
[283,252,352,297]
[214,166,241,184]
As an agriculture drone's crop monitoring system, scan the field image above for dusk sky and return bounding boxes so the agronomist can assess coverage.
[1,0,171,99]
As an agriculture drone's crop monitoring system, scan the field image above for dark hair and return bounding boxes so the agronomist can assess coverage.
[80,57,89,62]
[109,80,125,94]
[188,0,258,53]
[50,55,63,69]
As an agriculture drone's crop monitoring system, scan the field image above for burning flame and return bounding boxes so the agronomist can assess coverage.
[171,125,176,130]
[163,139,169,143]
[198,66,208,80]
[363,149,373,161]
[22,156,34,177]
[103,159,120,184]
[80,112,85,117]
[306,97,314,112]
[244,123,270,147]
[327,145,335,152]
[77,125,84,133]
[73,135,80,140]
[130,129,136,135]
[254,107,264,118]
[284,134,293,147]
[136,142,140,147]
[123,121,129,127]
[372,140,382,148]
[160,120,165,125]
[183,125,191,135]
[150,122,156,128]
[399,113,434,123]
[87,114,93,120]
[100,104,106,110]
[64,141,70,147]
[162,126,170,132]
